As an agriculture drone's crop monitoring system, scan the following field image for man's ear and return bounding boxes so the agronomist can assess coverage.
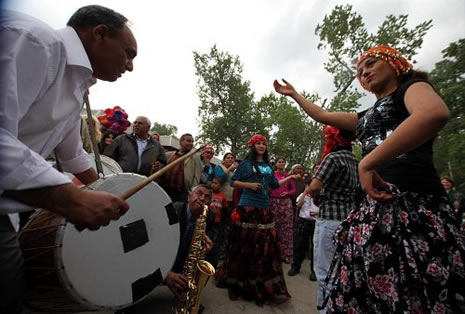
[92,24,110,42]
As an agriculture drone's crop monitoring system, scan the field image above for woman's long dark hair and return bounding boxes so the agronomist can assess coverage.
[99,129,117,154]
[274,156,286,172]
[335,128,355,153]
[244,145,272,180]
[400,70,429,84]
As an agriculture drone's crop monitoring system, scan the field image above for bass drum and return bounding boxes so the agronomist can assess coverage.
[66,153,122,185]
[90,153,123,175]
[20,173,180,312]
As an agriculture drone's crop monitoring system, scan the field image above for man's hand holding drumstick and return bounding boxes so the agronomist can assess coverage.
[4,180,129,231]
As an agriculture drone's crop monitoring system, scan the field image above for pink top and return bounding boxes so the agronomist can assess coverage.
[270,171,296,198]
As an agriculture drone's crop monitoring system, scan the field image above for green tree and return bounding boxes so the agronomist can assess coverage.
[315,4,432,111]
[265,6,433,170]
[193,45,269,157]
[193,7,434,167]
[150,122,178,136]
[260,92,325,170]
[261,5,431,170]
[430,39,465,191]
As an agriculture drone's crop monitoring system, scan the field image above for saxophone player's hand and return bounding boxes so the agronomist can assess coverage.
[204,235,213,254]
[166,271,189,297]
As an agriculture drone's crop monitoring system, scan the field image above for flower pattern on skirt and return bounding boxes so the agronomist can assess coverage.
[270,197,294,260]
[323,185,465,313]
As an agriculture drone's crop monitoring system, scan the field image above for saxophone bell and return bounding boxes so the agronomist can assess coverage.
[190,260,215,314]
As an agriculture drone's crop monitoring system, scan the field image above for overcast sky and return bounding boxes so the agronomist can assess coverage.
[5,0,465,138]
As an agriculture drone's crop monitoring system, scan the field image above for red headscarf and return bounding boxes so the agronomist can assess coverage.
[248,134,267,148]
[321,126,353,160]
[202,145,215,155]
[356,45,413,91]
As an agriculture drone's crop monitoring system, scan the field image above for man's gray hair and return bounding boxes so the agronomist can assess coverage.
[136,116,151,127]
[191,184,212,195]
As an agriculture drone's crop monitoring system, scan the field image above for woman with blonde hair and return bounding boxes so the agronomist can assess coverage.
[80,114,101,153]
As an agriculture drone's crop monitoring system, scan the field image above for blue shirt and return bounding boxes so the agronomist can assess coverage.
[200,159,214,185]
[231,159,279,208]
[135,136,148,171]
[214,164,228,182]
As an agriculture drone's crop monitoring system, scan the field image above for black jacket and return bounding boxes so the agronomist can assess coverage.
[103,133,167,177]
[171,202,218,273]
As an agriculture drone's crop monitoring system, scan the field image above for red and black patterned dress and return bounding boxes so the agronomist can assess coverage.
[325,79,465,313]
[215,159,291,306]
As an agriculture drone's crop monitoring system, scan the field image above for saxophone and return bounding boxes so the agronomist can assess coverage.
[176,205,216,314]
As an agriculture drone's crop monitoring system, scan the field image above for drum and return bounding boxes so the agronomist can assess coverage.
[64,153,122,185]
[19,173,180,312]
[91,153,123,175]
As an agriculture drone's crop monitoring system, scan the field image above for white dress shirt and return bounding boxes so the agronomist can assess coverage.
[0,10,95,214]
[297,192,319,220]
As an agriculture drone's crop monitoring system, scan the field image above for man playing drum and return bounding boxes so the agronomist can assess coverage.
[0,5,137,312]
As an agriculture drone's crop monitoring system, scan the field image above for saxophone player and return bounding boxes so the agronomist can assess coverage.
[165,185,217,298]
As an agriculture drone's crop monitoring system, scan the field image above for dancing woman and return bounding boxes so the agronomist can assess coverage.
[216,134,295,306]
[274,46,465,313]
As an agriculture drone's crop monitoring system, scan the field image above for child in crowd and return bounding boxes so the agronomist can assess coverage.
[210,177,228,225]
[209,176,228,267]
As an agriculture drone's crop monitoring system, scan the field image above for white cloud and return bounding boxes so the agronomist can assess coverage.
[5,0,465,138]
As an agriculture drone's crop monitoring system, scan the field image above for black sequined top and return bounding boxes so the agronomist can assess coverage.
[356,79,444,194]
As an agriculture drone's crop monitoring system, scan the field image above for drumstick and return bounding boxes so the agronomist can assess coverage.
[83,91,105,176]
[119,145,204,200]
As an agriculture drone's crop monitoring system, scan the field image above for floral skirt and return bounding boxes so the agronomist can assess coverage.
[215,206,291,305]
[324,186,465,313]
[270,197,294,261]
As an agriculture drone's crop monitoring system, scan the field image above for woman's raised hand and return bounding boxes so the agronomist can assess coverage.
[273,79,297,97]
[229,162,239,172]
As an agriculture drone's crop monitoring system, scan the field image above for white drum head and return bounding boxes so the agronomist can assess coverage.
[63,153,122,181]
[58,173,180,310]
[88,153,123,176]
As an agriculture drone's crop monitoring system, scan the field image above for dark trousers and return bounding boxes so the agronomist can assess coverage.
[215,202,233,267]
[0,215,25,313]
[291,217,316,272]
